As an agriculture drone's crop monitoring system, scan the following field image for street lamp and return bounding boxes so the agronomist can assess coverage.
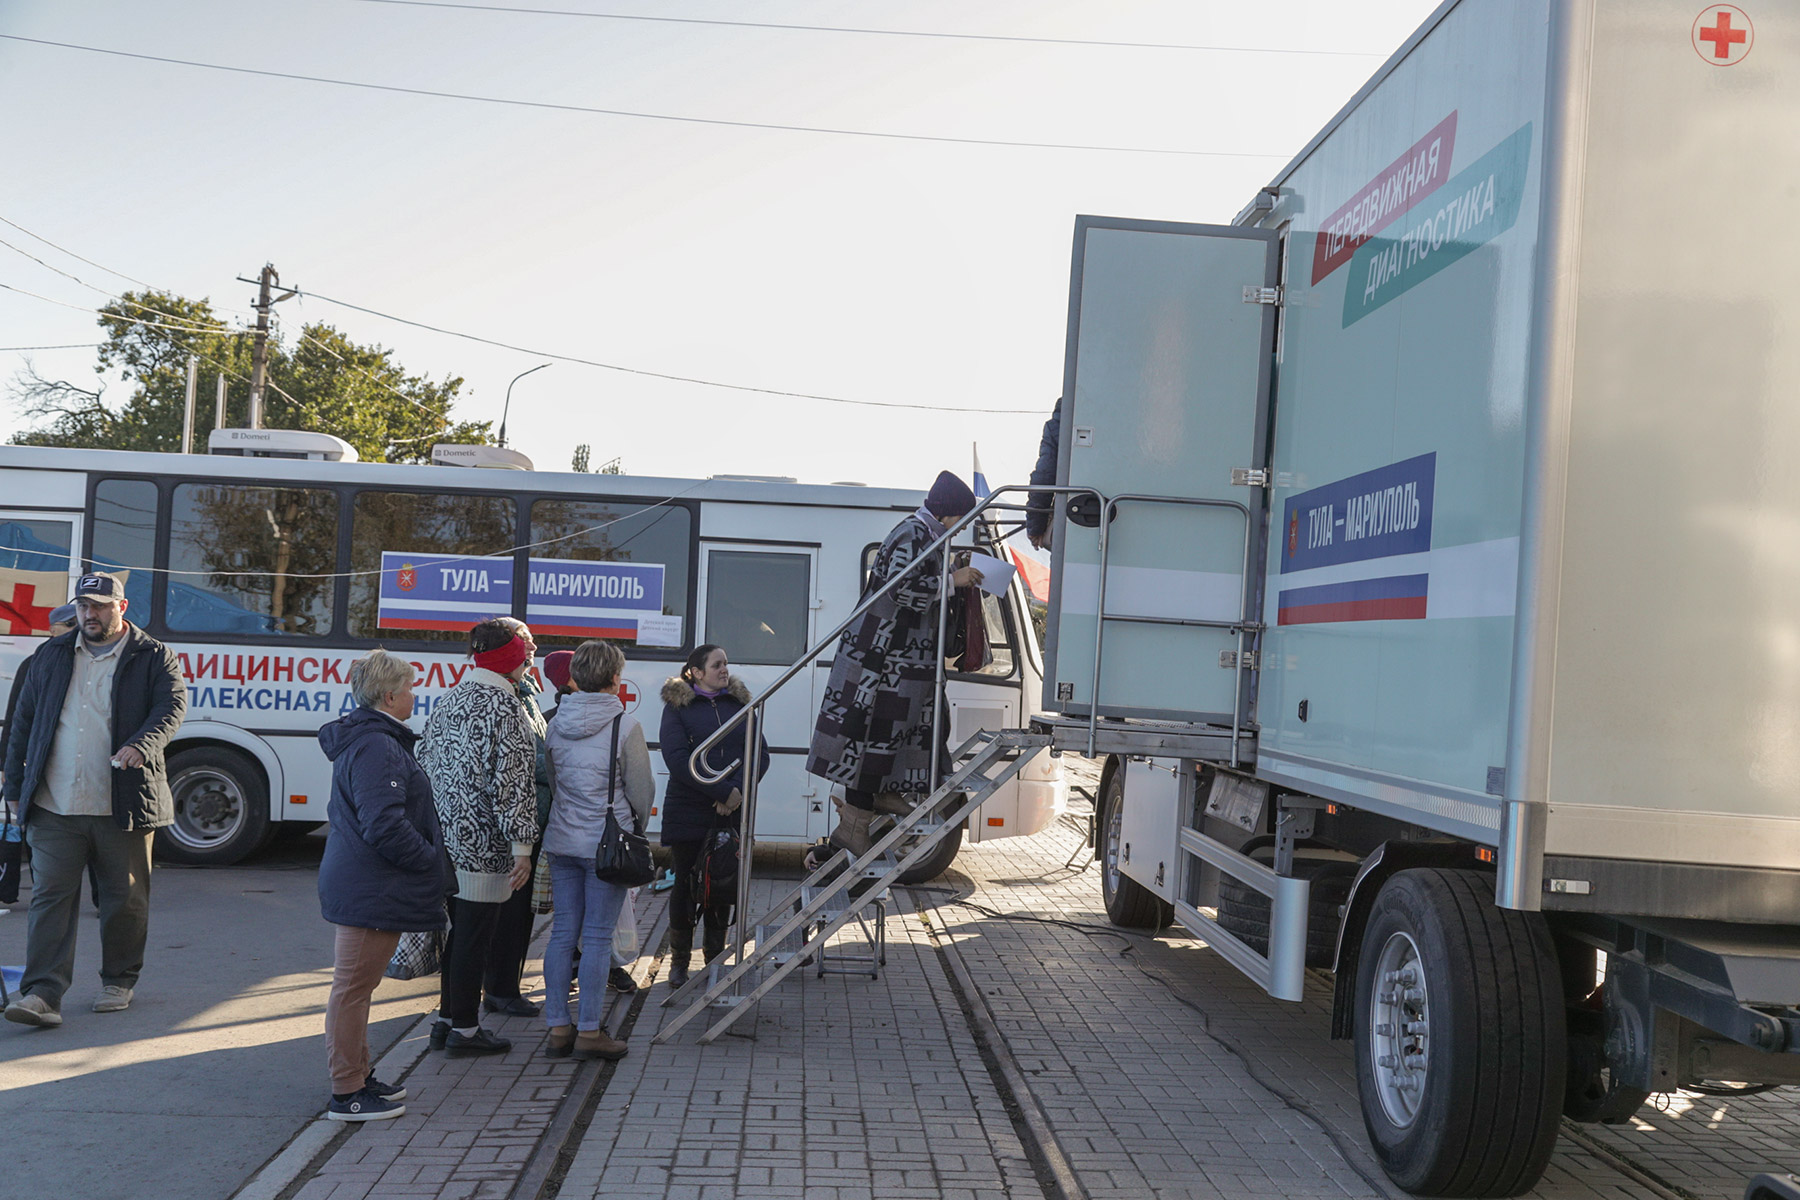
[498,362,551,448]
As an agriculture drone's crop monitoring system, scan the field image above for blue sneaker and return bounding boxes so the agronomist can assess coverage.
[364,1073,406,1102]
[327,1089,405,1122]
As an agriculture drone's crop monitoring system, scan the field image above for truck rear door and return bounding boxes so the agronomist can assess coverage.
[1045,216,1279,726]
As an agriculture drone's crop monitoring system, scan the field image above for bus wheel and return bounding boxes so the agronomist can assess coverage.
[1098,768,1173,930]
[896,819,963,884]
[156,746,272,866]
[1354,868,1565,1198]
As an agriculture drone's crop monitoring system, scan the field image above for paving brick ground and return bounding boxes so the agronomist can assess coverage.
[269,789,1800,1200]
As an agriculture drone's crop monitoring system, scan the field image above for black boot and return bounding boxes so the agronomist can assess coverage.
[701,915,728,965]
[668,924,693,988]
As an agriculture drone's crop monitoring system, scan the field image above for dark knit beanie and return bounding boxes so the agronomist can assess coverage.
[924,471,977,519]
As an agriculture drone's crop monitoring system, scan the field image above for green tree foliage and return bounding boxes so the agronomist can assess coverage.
[7,290,489,462]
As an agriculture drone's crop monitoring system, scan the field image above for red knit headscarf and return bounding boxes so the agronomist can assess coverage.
[473,634,530,676]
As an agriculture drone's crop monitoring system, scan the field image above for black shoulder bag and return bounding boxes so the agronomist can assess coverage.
[593,716,656,887]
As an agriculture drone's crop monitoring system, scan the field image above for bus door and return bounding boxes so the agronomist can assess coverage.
[945,580,1032,843]
[695,542,823,841]
[0,506,84,704]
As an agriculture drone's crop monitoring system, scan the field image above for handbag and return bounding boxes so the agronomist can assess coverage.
[688,818,740,921]
[594,716,656,887]
[530,851,554,915]
[0,805,22,905]
[385,926,445,980]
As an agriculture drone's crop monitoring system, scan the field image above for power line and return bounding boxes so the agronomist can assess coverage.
[294,286,1044,414]
[360,0,1389,58]
[0,342,104,351]
[0,214,1035,416]
[0,213,154,290]
[0,218,451,422]
[0,33,1289,160]
[0,278,314,414]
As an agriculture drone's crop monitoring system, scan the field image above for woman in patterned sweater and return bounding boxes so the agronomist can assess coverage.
[418,619,543,1056]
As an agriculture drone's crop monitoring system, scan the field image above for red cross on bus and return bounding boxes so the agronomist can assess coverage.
[617,679,639,712]
[0,581,53,636]
[1694,6,1753,65]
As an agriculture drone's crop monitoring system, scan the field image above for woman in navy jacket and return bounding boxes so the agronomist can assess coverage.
[658,643,768,986]
[315,650,449,1122]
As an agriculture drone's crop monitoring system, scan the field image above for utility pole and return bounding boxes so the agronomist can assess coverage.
[181,355,198,453]
[238,263,296,429]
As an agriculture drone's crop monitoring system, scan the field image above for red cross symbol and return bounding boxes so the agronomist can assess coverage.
[0,582,53,635]
[617,679,639,712]
[1694,6,1752,65]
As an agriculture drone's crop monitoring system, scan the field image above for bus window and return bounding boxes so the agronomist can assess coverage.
[349,491,517,643]
[91,478,158,616]
[166,483,339,637]
[969,589,1016,678]
[705,550,810,666]
[527,498,691,650]
[0,516,72,571]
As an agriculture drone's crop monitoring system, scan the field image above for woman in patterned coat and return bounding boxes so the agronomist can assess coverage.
[418,619,542,1057]
[806,471,982,856]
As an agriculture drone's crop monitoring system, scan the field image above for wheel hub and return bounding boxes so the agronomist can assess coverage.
[1370,930,1431,1126]
[173,769,245,845]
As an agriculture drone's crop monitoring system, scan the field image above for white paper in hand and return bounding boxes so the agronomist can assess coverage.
[967,552,1014,597]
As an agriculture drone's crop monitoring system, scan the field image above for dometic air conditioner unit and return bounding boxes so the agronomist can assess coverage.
[431,443,534,470]
[207,428,359,462]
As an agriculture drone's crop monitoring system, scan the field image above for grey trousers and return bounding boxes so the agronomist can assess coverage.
[21,809,154,1010]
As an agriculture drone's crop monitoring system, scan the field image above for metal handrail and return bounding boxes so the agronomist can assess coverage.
[1100,493,1260,767]
[686,483,1103,786]
[683,483,1104,977]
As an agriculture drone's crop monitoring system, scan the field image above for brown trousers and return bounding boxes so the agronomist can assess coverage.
[325,925,402,1096]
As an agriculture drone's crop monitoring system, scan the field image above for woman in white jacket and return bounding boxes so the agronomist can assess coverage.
[541,639,654,1060]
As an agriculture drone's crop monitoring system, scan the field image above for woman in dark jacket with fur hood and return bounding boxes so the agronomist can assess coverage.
[658,644,769,986]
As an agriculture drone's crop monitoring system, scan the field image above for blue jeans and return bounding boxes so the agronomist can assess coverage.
[542,853,626,1031]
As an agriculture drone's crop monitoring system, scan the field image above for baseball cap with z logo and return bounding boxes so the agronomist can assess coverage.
[75,573,125,603]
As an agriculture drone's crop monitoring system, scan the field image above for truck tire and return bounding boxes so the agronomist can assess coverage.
[1216,856,1355,968]
[1354,868,1565,1197]
[155,746,272,866]
[1098,768,1173,930]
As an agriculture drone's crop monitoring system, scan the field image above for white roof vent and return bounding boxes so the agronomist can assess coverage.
[208,428,359,462]
[432,443,534,470]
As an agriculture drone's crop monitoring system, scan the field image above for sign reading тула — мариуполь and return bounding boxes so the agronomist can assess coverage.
[377,552,680,645]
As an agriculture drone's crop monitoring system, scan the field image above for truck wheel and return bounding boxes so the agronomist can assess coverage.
[1098,768,1173,930]
[155,746,272,866]
[1354,868,1565,1197]
[1216,854,1355,968]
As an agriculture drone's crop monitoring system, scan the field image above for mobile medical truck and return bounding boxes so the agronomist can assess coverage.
[1040,1,1800,1194]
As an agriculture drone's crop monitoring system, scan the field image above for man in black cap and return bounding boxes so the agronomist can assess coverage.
[806,471,984,856]
[3,571,186,1028]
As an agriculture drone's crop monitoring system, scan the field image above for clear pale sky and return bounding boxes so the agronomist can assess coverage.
[0,0,1442,493]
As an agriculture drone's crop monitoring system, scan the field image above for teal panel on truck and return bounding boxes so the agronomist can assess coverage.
[1045,217,1278,721]
[1252,0,1549,841]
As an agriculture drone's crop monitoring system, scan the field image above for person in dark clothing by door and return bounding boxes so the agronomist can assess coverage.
[1024,398,1061,550]
[657,644,768,988]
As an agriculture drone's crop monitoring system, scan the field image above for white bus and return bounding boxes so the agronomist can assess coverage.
[0,443,1064,876]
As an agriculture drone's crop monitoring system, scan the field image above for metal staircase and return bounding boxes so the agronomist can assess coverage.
[650,479,1239,1045]
[656,726,1049,1044]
